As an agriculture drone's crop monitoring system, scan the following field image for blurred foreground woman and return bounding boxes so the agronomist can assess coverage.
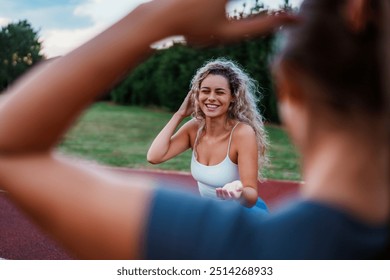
[0,0,388,259]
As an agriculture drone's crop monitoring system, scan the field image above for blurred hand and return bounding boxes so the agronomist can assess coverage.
[344,0,371,32]
[153,0,299,45]
[216,180,243,200]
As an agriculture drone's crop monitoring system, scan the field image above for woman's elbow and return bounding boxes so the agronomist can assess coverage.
[146,153,161,164]
[147,158,159,165]
[241,186,258,208]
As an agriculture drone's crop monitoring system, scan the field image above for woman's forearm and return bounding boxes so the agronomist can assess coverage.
[147,113,185,163]
[241,186,259,208]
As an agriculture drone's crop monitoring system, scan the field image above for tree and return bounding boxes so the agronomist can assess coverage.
[0,20,44,91]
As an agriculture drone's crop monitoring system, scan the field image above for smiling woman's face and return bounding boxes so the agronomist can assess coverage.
[198,74,233,118]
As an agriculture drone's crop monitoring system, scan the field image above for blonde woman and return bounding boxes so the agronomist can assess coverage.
[147,59,268,213]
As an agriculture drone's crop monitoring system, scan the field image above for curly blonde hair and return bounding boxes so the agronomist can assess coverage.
[190,58,268,176]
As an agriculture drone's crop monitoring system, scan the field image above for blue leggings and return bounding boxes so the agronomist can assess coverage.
[243,197,269,216]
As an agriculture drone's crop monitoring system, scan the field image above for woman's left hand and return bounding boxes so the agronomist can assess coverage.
[216,180,243,200]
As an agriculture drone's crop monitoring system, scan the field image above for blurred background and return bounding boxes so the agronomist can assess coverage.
[0,0,303,181]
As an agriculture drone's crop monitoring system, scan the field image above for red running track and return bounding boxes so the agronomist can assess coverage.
[0,168,301,260]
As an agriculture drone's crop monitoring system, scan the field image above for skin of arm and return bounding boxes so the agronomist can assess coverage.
[216,123,259,207]
[0,0,296,259]
[0,2,174,260]
[147,91,195,164]
[236,124,260,207]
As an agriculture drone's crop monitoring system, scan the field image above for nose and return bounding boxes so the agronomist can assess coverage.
[207,92,216,101]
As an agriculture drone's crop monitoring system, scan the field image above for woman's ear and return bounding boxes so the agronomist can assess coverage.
[344,0,372,32]
[274,61,306,109]
[274,61,308,148]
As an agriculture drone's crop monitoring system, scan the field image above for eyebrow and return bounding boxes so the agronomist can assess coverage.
[200,87,227,91]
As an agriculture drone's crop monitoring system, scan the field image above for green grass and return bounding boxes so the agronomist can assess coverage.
[264,125,301,181]
[59,102,301,181]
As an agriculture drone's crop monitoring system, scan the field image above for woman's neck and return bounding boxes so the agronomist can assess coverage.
[301,130,389,224]
[204,116,234,137]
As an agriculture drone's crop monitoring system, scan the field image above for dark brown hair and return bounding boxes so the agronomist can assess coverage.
[279,0,390,258]
[280,0,385,116]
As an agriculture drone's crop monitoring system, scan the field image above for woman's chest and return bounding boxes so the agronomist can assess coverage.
[195,135,237,166]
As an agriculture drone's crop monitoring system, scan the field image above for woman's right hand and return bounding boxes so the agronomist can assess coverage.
[176,91,194,118]
[216,180,243,200]
[153,0,298,46]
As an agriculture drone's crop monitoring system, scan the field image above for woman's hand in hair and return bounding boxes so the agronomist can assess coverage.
[176,91,194,118]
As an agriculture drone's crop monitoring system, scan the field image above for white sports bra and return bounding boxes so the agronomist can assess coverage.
[191,123,240,199]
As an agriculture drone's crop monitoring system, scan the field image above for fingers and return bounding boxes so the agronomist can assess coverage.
[186,90,194,100]
[164,0,299,45]
[216,187,231,199]
[344,0,372,32]
[186,12,299,46]
[216,187,242,200]
[185,91,195,111]
[220,13,300,41]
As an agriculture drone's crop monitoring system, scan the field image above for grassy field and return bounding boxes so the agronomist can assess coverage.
[59,102,301,181]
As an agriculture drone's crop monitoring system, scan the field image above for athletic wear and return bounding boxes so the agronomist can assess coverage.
[190,122,268,213]
[191,123,240,199]
[145,187,388,260]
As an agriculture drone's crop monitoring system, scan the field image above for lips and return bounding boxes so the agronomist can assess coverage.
[205,104,219,110]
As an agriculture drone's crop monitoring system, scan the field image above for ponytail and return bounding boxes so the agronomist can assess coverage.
[377,0,390,259]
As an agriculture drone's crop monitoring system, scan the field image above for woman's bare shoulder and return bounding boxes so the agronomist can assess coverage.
[182,118,200,131]
[234,122,256,138]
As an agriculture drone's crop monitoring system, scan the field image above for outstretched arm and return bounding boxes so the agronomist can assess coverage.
[216,124,259,207]
[0,0,296,259]
[147,91,195,164]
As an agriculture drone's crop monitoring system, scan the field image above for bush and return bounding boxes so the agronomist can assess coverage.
[0,20,44,91]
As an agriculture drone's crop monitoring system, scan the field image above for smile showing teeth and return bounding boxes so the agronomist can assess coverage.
[206,104,218,109]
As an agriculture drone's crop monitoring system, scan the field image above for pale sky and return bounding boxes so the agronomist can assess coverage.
[0,0,303,58]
